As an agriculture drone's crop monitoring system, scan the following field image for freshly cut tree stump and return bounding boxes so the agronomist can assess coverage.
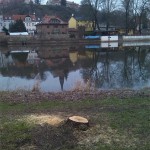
[67,116,89,130]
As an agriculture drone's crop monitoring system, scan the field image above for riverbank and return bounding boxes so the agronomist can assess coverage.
[0,88,150,103]
[0,35,150,46]
[0,36,101,46]
[0,88,150,150]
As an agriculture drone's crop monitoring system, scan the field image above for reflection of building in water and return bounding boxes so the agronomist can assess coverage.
[51,69,68,91]
[45,57,71,91]
[69,50,96,65]
[11,51,29,66]
[38,46,69,59]
[69,51,78,66]
[0,50,40,79]
[1,44,149,91]
[0,51,13,68]
[27,50,39,64]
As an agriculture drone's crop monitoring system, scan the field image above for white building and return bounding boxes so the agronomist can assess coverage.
[0,15,4,32]
[3,16,14,30]
[12,14,41,34]
[46,0,79,9]
[0,51,14,68]
[0,15,14,32]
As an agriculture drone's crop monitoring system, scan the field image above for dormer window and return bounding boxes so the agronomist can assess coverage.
[50,19,60,24]
[25,17,31,21]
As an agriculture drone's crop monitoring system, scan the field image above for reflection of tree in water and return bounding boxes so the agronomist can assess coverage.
[11,53,28,62]
[81,47,150,89]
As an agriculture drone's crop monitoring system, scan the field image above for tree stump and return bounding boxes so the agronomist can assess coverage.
[67,116,89,130]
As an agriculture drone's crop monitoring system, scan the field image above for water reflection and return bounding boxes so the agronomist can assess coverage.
[0,42,150,92]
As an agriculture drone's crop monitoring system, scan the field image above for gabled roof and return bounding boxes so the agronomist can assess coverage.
[12,15,36,21]
[36,15,68,25]
[42,15,67,24]
[3,15,13,20]
[72,16,93,22]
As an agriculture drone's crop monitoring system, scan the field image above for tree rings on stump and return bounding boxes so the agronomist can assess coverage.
[67,116,89,130]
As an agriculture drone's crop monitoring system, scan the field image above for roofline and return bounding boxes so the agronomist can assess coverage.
[36,23,68,26]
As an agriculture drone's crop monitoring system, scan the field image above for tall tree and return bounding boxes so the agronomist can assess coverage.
[9,19,26,32]
[121,0,132,34]
[61,0,66,6]
[100,0,118,31]
[81,0,103,30]
[131,0,150,34]
[2,27,9,35]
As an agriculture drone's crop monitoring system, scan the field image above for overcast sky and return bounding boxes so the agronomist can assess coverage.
[42,0,81,5]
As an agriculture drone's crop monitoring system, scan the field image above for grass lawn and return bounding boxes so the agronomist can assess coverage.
[0,97,150,150]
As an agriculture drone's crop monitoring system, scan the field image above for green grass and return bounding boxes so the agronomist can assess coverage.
[0,120,33,150]
[0,97,150,150]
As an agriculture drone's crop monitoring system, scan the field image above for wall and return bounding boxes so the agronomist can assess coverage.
[78,21,93,31]
[68,17,77,29]
[36,24,68,37]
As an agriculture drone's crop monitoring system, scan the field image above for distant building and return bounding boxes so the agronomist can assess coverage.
[12,14,41,34]
[3,15,14,30]
[0,0,27,4]
[0,15,4,32]
[47,0,79,9]
[24,0,34,4]
[36,15,68,37]
[68,15,93,31]
[47,0,61,5]
[0,14,41,34]
[66,1,79,10]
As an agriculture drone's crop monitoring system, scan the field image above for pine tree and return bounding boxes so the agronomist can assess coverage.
[2,27,9,35]
[9,19,26,32]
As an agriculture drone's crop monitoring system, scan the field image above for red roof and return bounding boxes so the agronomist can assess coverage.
[42,15,67,24]
[12,15,36,21]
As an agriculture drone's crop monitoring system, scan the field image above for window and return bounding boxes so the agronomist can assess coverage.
[50,19,60,24]
[54,25,58,28]
[25,17,31,21]
[53,29,60,34]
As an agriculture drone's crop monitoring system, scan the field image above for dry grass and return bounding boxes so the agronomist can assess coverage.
[72,80,96,92]
[20,114,64,126]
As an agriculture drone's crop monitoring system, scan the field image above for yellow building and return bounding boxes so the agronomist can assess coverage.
[117,28,134,35]
[68,15,93,31]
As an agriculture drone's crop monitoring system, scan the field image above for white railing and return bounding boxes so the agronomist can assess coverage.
[101,36,118,42]
[123,36,150,41]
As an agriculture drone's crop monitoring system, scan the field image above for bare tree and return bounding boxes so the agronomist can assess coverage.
[100,0,118,30]
[121,0,132,34]
[131,0,150,34]
[81,0,103,30]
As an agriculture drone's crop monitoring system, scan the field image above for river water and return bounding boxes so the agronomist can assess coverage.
[0,41,150,92]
